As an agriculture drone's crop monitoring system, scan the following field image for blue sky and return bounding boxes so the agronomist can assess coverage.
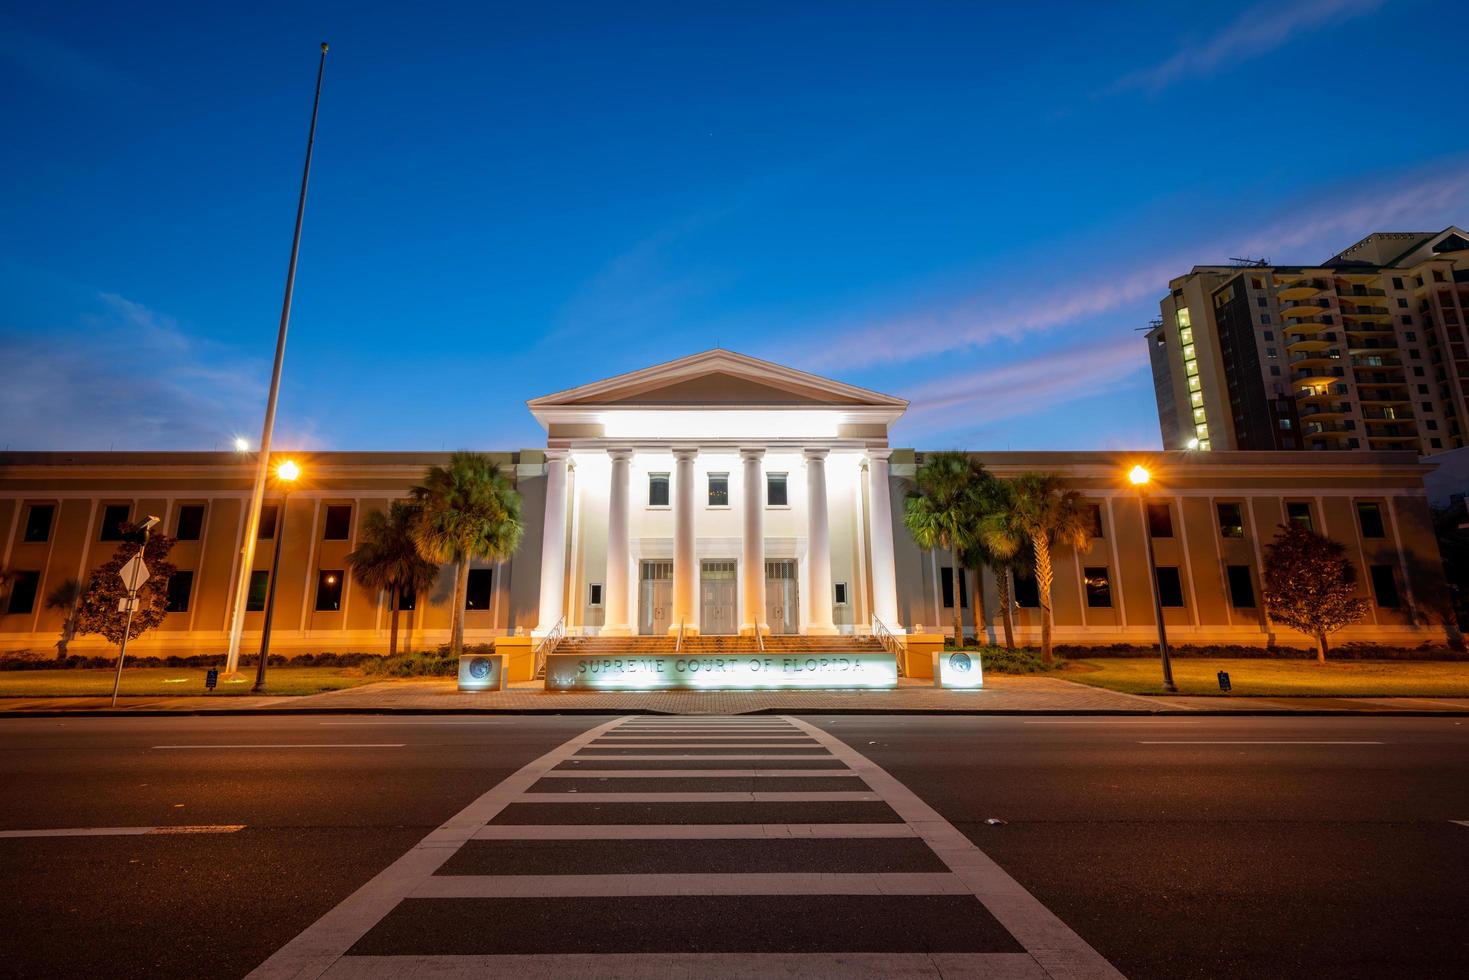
[2,0,1467,452]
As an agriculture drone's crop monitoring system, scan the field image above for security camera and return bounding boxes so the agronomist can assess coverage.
[139,516,161,531]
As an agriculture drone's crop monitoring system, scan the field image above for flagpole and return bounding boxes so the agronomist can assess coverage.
[224,42,329,676]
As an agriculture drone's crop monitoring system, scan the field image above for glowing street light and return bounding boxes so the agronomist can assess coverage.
[1186,437,1200,450]
[233,437,251,453]
[1128,463,1176,693]
[254,460,301,693]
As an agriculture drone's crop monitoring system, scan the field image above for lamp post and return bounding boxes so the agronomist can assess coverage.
[1128,465,1177,693]
[254,460,300,693]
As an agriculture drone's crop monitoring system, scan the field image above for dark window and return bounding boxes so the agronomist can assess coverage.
[99,504,131,541]
[1217,502,1244,538]
[1392,277,1404,290]
[1432,438,1443,448]
[1086,504,1104,538]
[1357,503,1385,538]
[1370,565,1400,608]
[648,474,670,507]
[1428,420,1439,430]
[707,474,729,506]
[6,571,40,615]
[834,582,848,605]
[940,567,968,609]
[1084,567,1111,607]
[1155,567,1185,607]
[766,473,788,507]
[1013,574,1039,608]
[175,505,205,541]
[1147,502,1173,537]
[398,585,417,611]
[323,505,352,540]
[258,505,279,539]
[315,570,344,611]
[246,570,270,612]
[1286,502,1313,530]
[23,505,54,542]
[1226,565,1255,607]
[588,583,603,606]
[165,571,193,613]
[465,568,494,609]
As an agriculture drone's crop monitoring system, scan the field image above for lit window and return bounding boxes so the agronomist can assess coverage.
[648,473,670,507]
[315,570,344,611]
[707,473,729,506]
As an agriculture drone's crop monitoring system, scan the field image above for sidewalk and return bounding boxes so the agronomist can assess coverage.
[2,675,1467,715]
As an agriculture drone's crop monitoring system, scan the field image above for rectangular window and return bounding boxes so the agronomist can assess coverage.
[648,473,670,507]
[1013,574,1039,608]
[766,473,788,507]
[707,473,729,507]
[1226,565,1255,607]
[465,568,494,609]
[5,571,40,615]
[1083,567,1111,608]
[175,505,205,541]
[314,570,344,611]
[1356,502,1385,538]
[588,582,603,607]
[398,586,417,611]
[246,570,270,612]
[258,505,279,539]
[1147,502,1173,538]
[1217,502,1244,538]
[940,567,968,609]
[165,571,193,613]
[834,582,848,605]
[323,505,352,540]
[1086,504,1104,538]
[1370,565,1400,608]
[99,504,131,541]
[1286,502,1313,531]
[1155,566,1185,607]
[23,504,54,542]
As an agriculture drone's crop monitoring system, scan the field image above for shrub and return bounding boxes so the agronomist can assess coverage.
[969,645,1057,674]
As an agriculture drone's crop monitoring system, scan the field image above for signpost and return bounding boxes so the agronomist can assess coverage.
[110,517,159,707]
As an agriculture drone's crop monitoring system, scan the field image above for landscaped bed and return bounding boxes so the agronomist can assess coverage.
[0,666,381,698]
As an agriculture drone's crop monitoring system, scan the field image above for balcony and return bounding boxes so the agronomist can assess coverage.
[1298,402,1349,418]
[1363,409,1415,421]
[1277,282,1324,301]
[1289,349,1342,367]
[1303,422,1352,435]
[1340,306,1392,323]
[1337,287,1386,300]
[1281,302,1332,320]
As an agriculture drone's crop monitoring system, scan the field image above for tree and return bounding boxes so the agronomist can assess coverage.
[980,472,1091,664]
[1263,523,1369,663]
[903,452,987,643]
[45,577,87,660]
[346,500,441,657]
[410,452,524,656]
[74,526,178,651]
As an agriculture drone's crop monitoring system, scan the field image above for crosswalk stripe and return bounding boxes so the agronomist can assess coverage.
[514,791,879,803]
[565,753,836,761]
[573,742,819,748]
[471,823,918,840]
[538,769,855,778]
[320,952,1048,979]
[412,872,968,898]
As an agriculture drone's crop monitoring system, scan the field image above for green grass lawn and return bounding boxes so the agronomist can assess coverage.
[0,666,382,698]
[1060,657,1469,697]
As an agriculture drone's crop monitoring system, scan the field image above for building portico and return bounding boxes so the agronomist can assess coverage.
[526,350,909,638]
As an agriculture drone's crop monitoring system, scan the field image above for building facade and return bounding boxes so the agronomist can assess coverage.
[0,351,1455,656]
[1149,227,1469,454]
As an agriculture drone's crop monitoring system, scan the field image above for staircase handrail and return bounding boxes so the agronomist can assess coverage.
[755,628,765,653]
[675,619,686,653]
[533,616,565,679]
[872,616,905,677]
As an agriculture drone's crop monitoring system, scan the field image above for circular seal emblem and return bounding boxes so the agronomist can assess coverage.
[468,656,493,680]
[948,652,972,673]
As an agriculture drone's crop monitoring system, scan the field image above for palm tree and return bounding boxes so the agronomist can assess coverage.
[980,472,1092,663]
[45,577,87,660]
[972,477,1023,650]
[346,501,441,657]
[904,451,986,644]
[410,452,524,656]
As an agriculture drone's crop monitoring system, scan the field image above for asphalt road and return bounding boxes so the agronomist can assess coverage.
[0,713,1465,979]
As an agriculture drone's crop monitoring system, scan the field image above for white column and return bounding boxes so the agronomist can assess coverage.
[535,449,569,634]
[865,450,902,630]
[671,447,698,634]
[602,448,633,635]
[740,448,766,636]
[804,448,836,635]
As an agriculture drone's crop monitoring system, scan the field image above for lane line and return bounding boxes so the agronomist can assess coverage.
[538,769,855,778]
[1452,821,1469,829]
[1022,720,1200,725]
[470,823,917,841]
[0,825,244,839]
[318,721,512,727]
[514,791,880,803]
[786,715,1124,980]
[153,744,406,750]
[245,716,627,980]
[321,952,1047,979]
[412,872,968,898]
[1136,740,1386,745]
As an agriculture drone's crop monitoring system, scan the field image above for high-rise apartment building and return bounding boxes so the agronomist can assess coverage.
[1148,226,1469,454]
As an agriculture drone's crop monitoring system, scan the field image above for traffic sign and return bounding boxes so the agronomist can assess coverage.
[119,554,150,593]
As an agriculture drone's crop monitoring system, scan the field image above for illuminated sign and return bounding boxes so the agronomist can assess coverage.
[458,653,505,692]
[544,651,898,691]
[935,650,984,689]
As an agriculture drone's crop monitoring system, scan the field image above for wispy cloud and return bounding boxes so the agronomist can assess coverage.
[1105,0,1388,96]
[0,16,149,101]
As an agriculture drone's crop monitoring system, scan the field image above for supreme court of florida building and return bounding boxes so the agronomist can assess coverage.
[0,350,1455,678]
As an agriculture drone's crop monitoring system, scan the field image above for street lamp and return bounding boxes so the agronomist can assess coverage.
[254,459,300,693]
[233,437,251,453]
[1129,465,1177,693]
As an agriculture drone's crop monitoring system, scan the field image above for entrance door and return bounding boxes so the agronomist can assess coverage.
[638,561,673,636]
[765,559,799,634]
[700,560,737,635]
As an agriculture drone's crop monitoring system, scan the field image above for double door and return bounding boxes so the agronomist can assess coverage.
[765,559,798,634]
[700,560,737,635]
[637,561,672,635]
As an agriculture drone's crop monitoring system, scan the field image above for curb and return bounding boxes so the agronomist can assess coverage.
[2,706,1466,718]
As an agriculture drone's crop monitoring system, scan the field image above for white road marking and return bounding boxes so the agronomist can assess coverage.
[153,743,405,750]
[1023,720,1200,725]
[1452,820,1469,829]
[318,721,512,726]
[514,791,880,803]
[414,872,968,898]
[567,753,836,761]
[320,952,1048,979]
[575,741,818,749]
[0,825,245,838]
[786,716,1125,979]
[1136,740,1386,745]
[471,823,915,840]
[539,769,854,778]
